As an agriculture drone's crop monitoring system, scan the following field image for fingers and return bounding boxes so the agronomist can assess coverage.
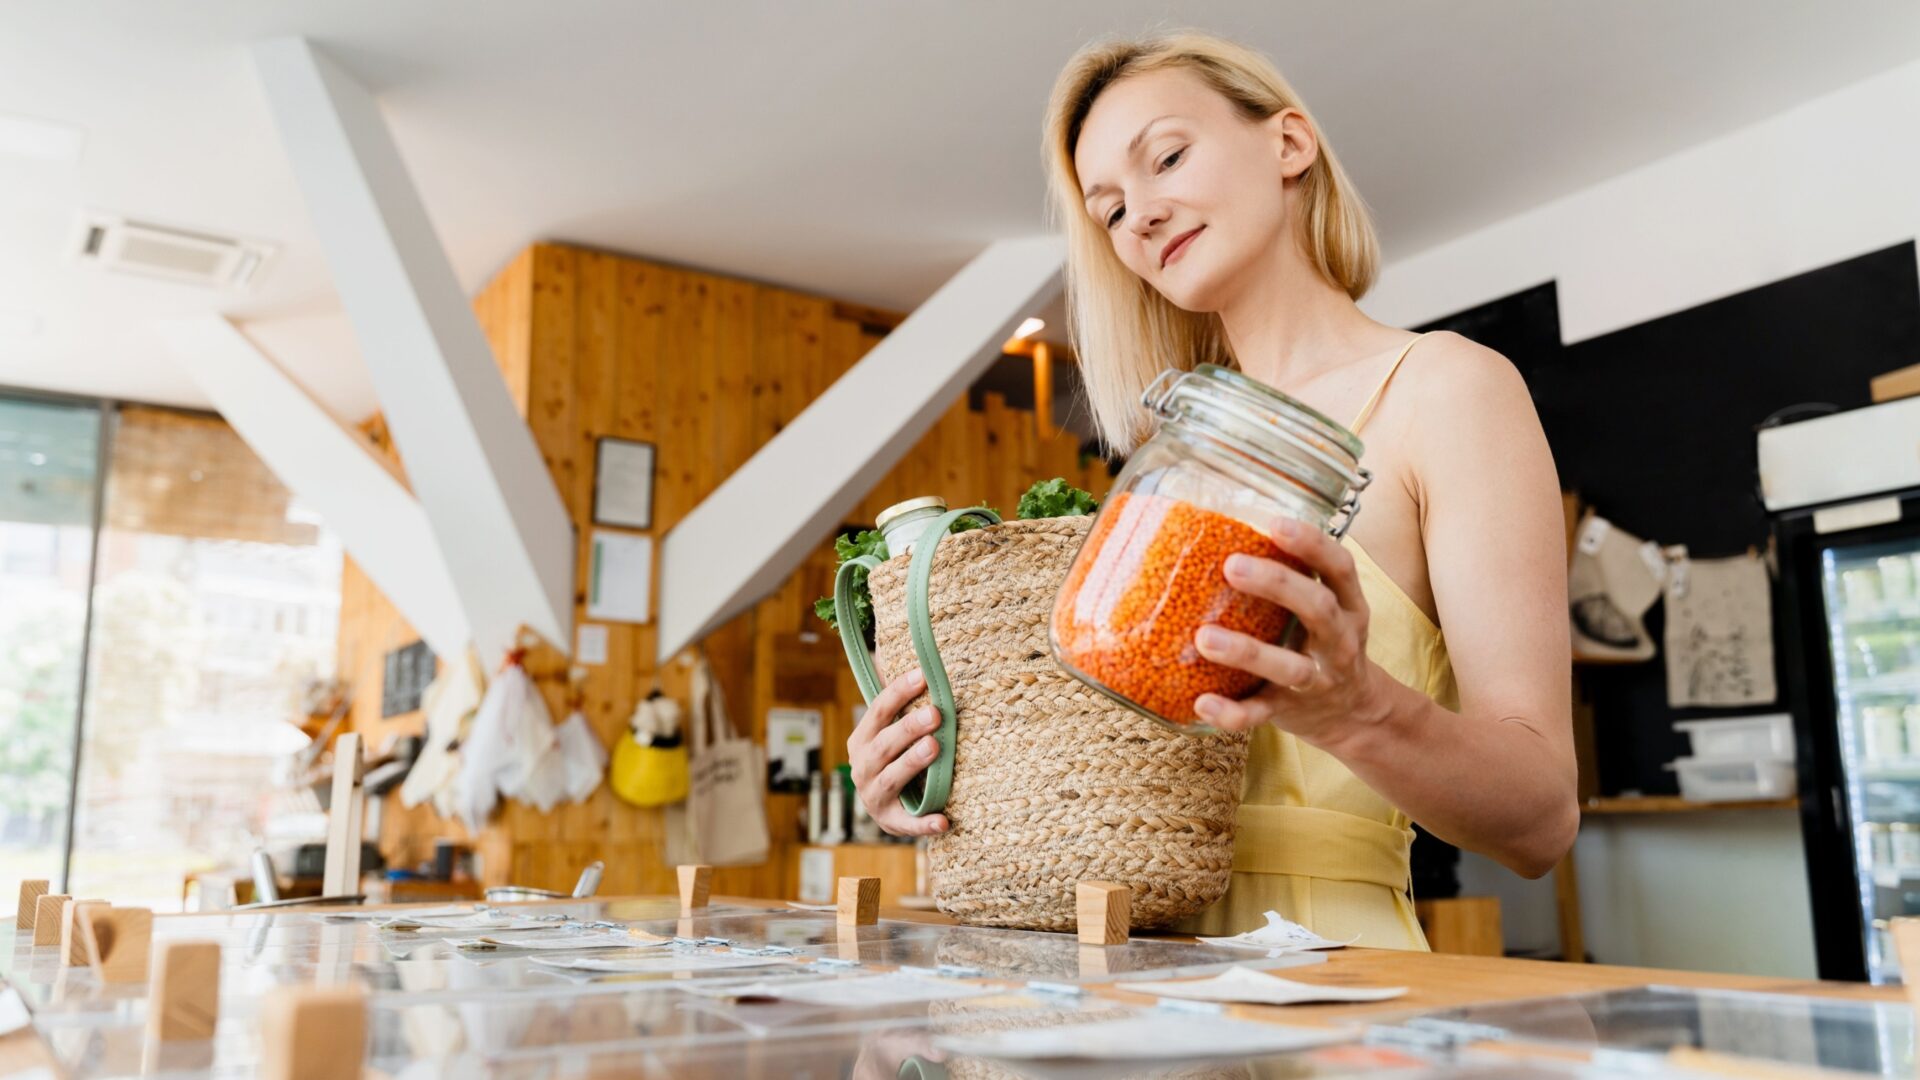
[874,805,950,838]
[1222,552,1344,640]
[849,706,940,788]
[871,731,944,804]
[848,668,925,753]
[1193,691,1277,733]
[1193,626,1317,688]
[1266,518,1368,615]
[861,732,950,835]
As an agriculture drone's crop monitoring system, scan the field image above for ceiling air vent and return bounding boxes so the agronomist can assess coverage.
[71,212,273,289]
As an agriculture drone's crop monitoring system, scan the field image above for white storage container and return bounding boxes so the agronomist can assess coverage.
[1673,714,1795,761]
[1665,756,1796,802]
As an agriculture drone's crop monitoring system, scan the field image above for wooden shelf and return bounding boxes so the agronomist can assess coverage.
[1583,795,1798,815]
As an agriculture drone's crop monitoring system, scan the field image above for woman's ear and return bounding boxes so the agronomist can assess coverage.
[1265,108,1319,181]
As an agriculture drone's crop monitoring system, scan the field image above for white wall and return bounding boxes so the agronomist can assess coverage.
[1458,813,1817,979]
[1364,59,1920,343]
[1374,60,1920,976]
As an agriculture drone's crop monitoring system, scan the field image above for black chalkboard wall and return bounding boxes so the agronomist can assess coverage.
[1414,241,1920,796]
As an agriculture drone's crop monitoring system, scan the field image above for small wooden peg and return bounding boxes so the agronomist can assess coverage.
[147,940,220,1041]
[677,865,712,914]
[82,906,152,983]
[62,899,107,966]
[1075,881,1130,946]
[260,984,367,1080]
[836,877,880,927]
[15,880,48,932]
[32,895,70,946]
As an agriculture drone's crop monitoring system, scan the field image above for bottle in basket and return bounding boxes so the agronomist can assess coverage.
[1050,364,1371,732]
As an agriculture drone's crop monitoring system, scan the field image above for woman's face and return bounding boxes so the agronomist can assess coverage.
[1073,67,1310,313]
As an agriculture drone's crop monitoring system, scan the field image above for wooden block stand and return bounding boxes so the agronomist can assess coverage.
[1075,881,1130,946]
[677,865,712,914]
[836,877,880,926]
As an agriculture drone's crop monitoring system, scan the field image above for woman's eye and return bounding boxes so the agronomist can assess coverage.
[1158,147,1185,171]
[1105,205,1125,229]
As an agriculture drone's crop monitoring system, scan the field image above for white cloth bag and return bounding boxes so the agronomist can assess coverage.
[451,661,556,831]
[400,646,485,812]
[664,653,769,867]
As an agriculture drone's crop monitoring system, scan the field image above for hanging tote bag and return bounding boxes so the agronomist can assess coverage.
[834,509,1249,931]
[668,653,770,867]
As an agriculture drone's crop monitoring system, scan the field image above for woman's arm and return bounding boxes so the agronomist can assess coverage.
[1192,334,1577,877]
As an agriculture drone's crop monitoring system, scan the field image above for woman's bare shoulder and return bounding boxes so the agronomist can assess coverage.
[1395,331,1538,433]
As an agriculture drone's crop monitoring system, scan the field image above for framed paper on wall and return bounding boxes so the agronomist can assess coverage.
[593,437,656,530]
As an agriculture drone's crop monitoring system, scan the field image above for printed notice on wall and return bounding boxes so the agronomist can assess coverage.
[575,623,609,665]
[587,531,652,624]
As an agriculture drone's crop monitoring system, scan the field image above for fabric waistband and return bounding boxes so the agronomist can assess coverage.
[1231,803,1414,893]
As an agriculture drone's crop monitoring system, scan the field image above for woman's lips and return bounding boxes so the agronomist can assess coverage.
[1161,227,1203,268]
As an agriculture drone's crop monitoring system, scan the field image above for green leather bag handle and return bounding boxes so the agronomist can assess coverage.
[834,506,1002,816]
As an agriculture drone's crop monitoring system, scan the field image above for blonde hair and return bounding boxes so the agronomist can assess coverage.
[1043,30,1379,453]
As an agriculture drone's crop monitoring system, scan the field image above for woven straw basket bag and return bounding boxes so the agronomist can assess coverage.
[834,507,1249,931]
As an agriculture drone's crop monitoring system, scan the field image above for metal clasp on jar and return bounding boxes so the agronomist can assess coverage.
[1328,467,1374,540]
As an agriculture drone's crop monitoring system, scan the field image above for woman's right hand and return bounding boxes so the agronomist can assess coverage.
[846,668,951,837]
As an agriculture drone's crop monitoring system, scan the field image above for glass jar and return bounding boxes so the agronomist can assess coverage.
[876,496,948,559]
[1050,364,1371,733]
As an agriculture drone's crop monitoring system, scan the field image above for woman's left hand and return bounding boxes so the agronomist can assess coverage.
[1191,516,1390,745]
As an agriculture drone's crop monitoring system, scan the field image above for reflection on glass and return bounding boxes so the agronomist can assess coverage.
[1822,538,1920,983]
[0,395,101,891]
[1388,985,1914,1076]
[68,406,342,911]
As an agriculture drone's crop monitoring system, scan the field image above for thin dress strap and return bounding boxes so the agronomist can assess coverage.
[1348,334,1428,435]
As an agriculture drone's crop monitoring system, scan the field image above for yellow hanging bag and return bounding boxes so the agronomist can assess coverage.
[609,690,689,807]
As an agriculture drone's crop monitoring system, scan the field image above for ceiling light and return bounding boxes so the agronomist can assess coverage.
[1013,317,1045,340]
[0,113,84,164]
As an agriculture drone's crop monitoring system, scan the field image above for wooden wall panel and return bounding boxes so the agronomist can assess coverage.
[341,241,1108,896]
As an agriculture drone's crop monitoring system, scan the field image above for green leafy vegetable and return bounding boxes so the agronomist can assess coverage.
[815,529,888,636]
[1017,478,1100,520]
[835,528,889,564]
[812,486,1093,640]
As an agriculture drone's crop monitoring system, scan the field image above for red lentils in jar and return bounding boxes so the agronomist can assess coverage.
[1048,364,1370,733]
[1051,491,1304,725]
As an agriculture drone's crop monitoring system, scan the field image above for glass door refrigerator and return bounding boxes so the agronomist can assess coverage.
[1763,394,1920,983]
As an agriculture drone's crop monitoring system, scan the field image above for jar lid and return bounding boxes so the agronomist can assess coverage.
[876,495,947,531]
[1142,364,1369,508]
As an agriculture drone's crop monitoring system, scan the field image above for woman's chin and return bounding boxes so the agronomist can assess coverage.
[1153,278,1229,315]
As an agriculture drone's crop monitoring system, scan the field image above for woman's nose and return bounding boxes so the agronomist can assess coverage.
[1129,199,1169,238]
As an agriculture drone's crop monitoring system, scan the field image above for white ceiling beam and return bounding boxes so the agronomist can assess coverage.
[155,315,471,661]
[249,36,572,661]
[656,237,1063,662]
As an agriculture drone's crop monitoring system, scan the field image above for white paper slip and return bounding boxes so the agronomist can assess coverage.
[382,915,557,932]
[1122,966,1406,1006]
[1196,911,1355,952]
[451,929,653,952]
[695,972,996,1008]
[935,1012,1349,1061]
[531,952,788,973]
[785,901,837,912]
[325,905,476,922]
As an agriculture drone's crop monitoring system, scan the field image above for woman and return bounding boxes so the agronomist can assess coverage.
[848,30,1577,948]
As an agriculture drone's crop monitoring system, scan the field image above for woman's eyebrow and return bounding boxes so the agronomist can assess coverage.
[1082,115,1182,204]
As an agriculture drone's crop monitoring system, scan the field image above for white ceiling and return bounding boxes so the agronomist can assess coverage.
[2,1,1918,420]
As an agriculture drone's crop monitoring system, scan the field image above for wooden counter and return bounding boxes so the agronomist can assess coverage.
[865,900,1899,1022]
